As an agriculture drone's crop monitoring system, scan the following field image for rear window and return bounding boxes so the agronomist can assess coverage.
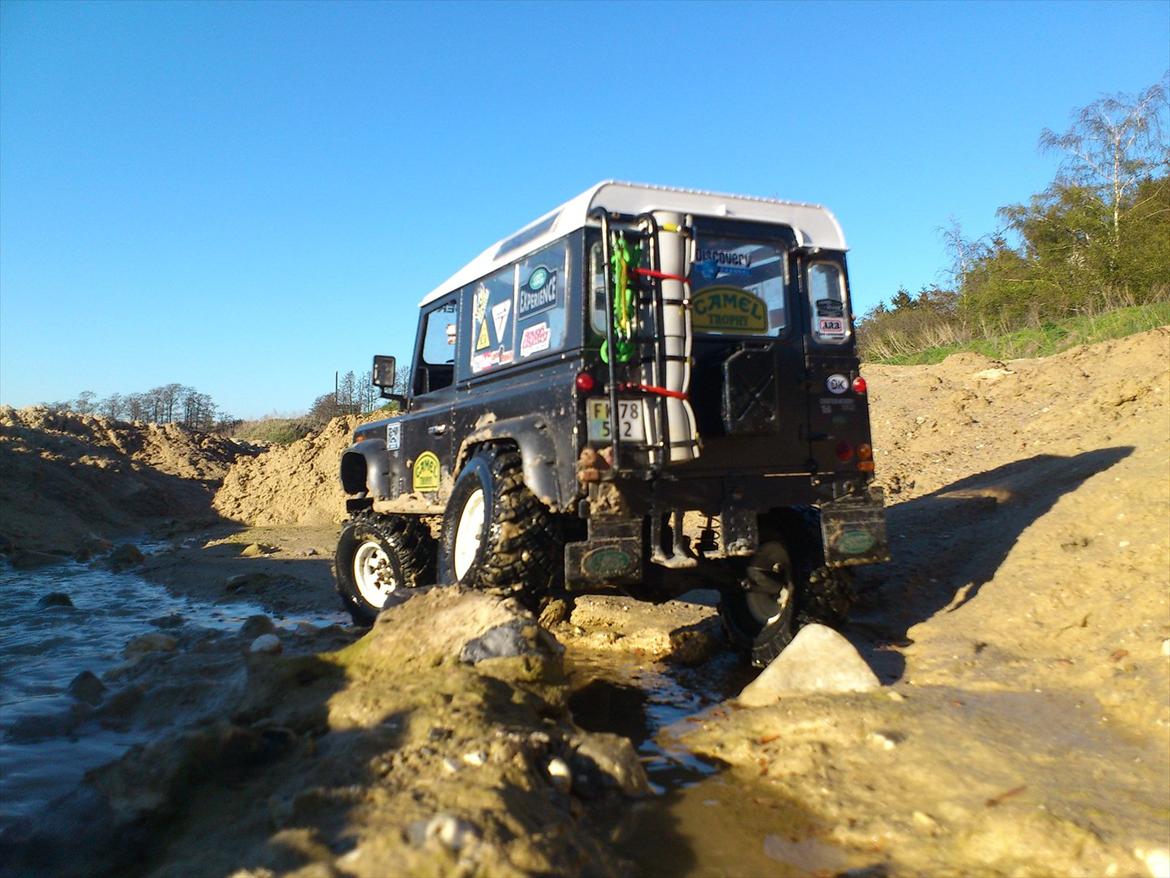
[689,237,788,336]
[590,235,789,337]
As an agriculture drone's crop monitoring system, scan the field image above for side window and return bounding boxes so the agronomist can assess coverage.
[589,241,607,336]
[807,262,850,344]
[516,241,568,361]
[690,236,788,335]
[466,266,516,375]
[414,299,458,395]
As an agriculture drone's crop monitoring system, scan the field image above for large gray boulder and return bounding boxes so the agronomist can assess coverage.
[737,623,880,706]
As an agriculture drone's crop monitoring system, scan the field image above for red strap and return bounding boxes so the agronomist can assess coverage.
[633,267,690,285]
[620,382,689,400]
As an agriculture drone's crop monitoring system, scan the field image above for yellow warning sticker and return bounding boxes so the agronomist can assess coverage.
[412,451,441,492]
[475,319,491,351]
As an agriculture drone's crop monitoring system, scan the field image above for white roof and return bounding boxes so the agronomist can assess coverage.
[420,180,846,306]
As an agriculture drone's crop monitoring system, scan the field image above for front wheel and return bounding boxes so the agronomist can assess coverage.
[334,514,434,625]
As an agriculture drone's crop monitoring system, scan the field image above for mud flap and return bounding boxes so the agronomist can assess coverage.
[819,487,890,566]
[564,519,643,589]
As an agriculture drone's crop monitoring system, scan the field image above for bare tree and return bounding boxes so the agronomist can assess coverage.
[99,393,125,420]
[74,390,97,414]
[1040,76,1169,254]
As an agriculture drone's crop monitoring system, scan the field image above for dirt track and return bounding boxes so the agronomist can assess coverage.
[1,329,1167,876]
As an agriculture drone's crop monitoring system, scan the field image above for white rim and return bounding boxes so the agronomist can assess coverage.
[453,487,486,581]
[353,540,397,607]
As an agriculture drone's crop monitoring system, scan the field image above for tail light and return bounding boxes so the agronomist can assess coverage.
[852,376,867,394]
[857,443,872,460]
[835,440,854,462]
[575,371,595,393]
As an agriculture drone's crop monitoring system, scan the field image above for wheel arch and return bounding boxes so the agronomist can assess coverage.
[340,437,390,498]
[454,415,563,512]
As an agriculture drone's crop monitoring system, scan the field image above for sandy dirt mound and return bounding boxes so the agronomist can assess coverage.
[675,328,1170,876]
[212,416,360,526]
[0,407,259,557]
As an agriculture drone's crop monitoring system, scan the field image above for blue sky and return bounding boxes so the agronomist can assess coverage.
[1,0,1167,419]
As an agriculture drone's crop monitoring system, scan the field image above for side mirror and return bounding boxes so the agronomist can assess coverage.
[372,355,396,389]
[372,355,406,405]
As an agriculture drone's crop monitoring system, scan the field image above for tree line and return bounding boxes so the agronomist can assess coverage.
[43,384,228,432]
[859,76,1169,359]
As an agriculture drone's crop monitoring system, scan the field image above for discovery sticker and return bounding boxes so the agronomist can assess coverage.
[412,451,441,492]
[520,321,551,358]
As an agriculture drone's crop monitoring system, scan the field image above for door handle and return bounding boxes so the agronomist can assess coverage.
[427,425,447,436]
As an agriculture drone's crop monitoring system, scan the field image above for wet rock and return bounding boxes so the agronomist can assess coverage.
[546,757,572,793]
[12,549,66,570]
[425,814,479,852]
[107,543,144,571]
[570,732,652,798]
[150,613,184,629]
[241,615,277,639]
[459,620,536,664]
[69,670,107,705]
[225,572,285,593]
[99,684,145,719]
[240,543,270,557]
[250,634,283,655]
[124,633,178,655]
[538,597,571,627]
[667,621,720,665]
[38,591,74,608]
[737,623,880,706]
[5,711,78,742]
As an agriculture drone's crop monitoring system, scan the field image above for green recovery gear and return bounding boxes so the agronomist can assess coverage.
[601,231,638,364]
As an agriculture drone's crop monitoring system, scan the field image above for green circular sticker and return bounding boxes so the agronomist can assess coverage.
[583,546,632,578]
[529,267,548,291]
[837,529,875,555]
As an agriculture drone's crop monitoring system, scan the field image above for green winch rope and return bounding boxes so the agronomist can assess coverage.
[601,231,638,364]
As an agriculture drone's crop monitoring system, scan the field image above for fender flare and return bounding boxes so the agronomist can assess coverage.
[455,415,563,511]
[340,437,390,499]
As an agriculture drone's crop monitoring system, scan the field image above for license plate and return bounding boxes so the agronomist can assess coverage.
[587,398,646,442]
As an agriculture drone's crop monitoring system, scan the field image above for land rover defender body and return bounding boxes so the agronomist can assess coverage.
[335,181,888,665]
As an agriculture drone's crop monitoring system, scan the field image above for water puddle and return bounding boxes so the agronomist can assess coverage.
[0,552,346,829]
[565,648,855,876]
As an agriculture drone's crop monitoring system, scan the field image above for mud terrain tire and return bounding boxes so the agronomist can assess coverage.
[439,447,561,598]
[719,540,800,667]
[719,507,855,667]
[334,513,434,625]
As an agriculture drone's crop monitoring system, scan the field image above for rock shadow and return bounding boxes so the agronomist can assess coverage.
[848,447,1134,682]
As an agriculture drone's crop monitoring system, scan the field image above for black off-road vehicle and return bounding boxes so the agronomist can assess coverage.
[334,182,888,665]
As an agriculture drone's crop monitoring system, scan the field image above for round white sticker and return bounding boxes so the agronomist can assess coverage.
[826,373,849,394]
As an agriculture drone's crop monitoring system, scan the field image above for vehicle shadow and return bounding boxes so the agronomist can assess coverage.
[845,447,1135,683]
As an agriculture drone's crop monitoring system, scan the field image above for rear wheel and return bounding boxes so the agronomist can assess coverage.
[719,507,855,667]
[439,446,561,599]
[334,513,434,625]
[719,540,799,667]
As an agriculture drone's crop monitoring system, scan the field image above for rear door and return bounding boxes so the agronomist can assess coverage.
[686,219,810,474]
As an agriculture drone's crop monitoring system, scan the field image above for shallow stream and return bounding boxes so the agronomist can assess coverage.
[0,554,345,830]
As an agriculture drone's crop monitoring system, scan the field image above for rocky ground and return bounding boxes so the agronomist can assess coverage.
[0,329,1167,877]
